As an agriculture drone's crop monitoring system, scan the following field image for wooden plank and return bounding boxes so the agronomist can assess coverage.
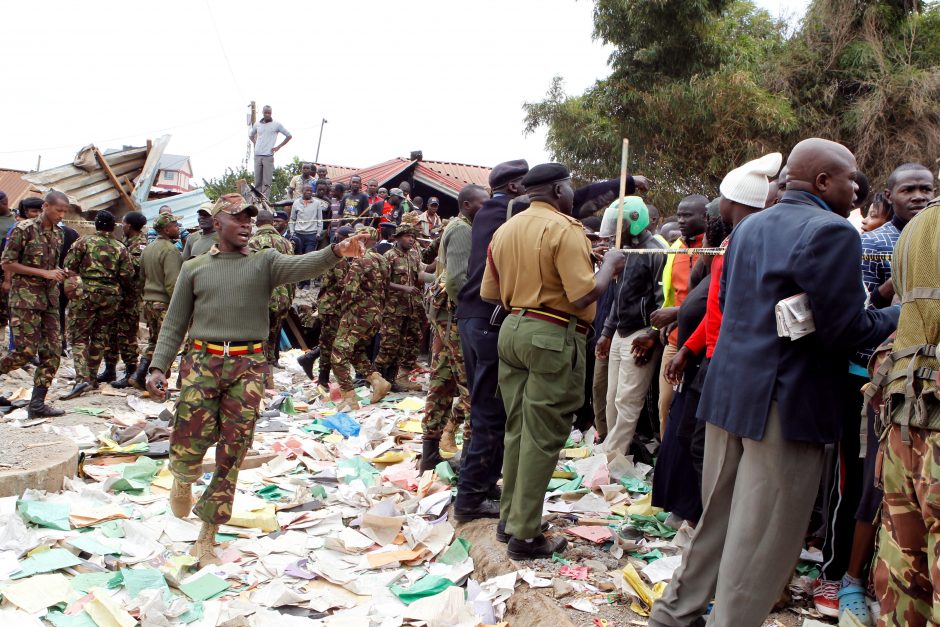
[285,314,309,352]
[93,147,138,212]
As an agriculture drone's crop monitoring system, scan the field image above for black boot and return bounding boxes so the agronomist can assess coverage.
[96,362,117,383]
[297,351,317,380]
[61,380,92,400]
[317,366,330,388]
[28,387,65,418]
[128,358,150,390]
[111,360,137,389]
[420,438,444,472]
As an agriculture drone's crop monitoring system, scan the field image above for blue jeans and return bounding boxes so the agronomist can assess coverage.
[455,317,507,509]
[295,232,320,255]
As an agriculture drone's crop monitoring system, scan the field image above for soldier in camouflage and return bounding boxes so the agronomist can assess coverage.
[297,225,354,385]
[0,191,70,418]
[248,210,295,370]
[96,212,149,386]
[61,211,134,399]
[374,223,425,391]
[330,226,393,410]
[130,212,182,389]
[870,199,940,627]
[146,193,367,567]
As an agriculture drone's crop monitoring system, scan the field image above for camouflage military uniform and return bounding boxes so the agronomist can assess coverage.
[248,225,294,364]
[170,347,267,523]
[870,202,940,626]
[374,245,423,375]
[331,249,388,391]
[103,232,148,369]
[316,256,349,377]
[64,233,133,383]
[425,316,471,439]
[0,218,64,387]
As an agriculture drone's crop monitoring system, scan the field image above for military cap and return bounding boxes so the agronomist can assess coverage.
[521,162,570,188]
[389,188,405,199]
[488,159,529,189]
[153,212,180,230]
[428,196,440,206]
[196,202,213,216]
[706,197,721,218]
[273,210,289,220]
[355,225,378,239]
[210,193,259,217]
[394,223,417,237]
[337,225,355,238]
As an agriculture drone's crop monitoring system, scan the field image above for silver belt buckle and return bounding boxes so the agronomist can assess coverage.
[222,341,232,356]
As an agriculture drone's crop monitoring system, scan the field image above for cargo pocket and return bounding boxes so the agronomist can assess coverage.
[529,333,568,374]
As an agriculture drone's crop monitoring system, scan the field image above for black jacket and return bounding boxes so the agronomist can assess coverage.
[601,230,667,338]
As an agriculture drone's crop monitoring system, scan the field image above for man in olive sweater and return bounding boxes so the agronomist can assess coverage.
[147,193,367,566]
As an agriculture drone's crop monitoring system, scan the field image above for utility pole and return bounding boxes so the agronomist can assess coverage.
[315,118,327,164]
[244,101,256,170]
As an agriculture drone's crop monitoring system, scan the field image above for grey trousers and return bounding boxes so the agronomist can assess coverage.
[650,402,825,627]
[253,155,274,197]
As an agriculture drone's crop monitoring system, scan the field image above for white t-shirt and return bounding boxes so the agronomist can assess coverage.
[249,120,290,156]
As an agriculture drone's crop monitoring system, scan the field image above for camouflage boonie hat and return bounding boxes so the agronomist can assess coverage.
[64,274,84,300]
[394,224,417,237]
[153,213,180,230]
[355,225,378,239]
[400,212,420,226]
[210,193,259,217]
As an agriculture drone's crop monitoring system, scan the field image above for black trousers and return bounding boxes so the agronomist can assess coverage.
[455,317,506,509]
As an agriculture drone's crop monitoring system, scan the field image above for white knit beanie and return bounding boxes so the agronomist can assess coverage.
[719,152,783,209]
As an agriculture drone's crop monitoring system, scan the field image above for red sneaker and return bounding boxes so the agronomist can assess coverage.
[813,578,840,618]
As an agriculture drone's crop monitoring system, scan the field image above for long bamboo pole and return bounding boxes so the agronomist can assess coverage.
[615,138,629,249]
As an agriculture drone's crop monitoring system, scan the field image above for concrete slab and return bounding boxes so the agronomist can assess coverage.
[0,433,78,497]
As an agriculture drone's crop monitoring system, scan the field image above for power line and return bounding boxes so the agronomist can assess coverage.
[203,0,245,100]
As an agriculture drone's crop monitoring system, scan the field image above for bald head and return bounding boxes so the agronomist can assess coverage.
[785,138,858,216]
[256,209,274,225]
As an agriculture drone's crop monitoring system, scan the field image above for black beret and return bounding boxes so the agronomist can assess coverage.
[95,210,116,232]
[521,163,570,188]
[488,159,529,189]
[273,210,289,220]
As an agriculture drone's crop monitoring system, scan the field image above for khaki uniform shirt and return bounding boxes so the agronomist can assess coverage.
[481,201,596,323]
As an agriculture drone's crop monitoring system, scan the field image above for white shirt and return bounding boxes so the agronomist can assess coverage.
[249,120,290,156]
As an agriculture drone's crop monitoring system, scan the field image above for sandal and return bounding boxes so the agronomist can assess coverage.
[838,584,872,625]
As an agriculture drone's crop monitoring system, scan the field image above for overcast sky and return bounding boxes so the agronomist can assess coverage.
[1,0,810,183]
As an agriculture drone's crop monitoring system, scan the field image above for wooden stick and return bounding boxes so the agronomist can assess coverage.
[615,138,630,249]
[94,147,138,212]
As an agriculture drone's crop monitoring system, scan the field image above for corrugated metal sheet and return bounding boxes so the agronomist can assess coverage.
[140,188,210,229]
[330,158,492,198]
[24,135,172,215]
[420,161,491,188]
[0,169,37,206]
[329,158,415,189]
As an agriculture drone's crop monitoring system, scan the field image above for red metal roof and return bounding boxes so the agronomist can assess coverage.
[0,168,38,206]
[328,157,491,196]
[321,163,361,180]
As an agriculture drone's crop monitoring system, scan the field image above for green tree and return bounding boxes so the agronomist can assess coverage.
[201,156,302,203]
[525,0,940,212]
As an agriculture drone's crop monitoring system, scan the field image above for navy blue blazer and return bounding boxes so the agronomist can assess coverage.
[698,191,899,443]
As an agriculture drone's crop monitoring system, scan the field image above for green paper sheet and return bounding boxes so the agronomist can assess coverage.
[46,610,98,627]
[180,573,230,601]
[180,601,204,623]
[389,574,454,605]
[109,457,161,494]
[66,536,123,556]
[255,485,286,501]
[301,421,332,435]
[71,407,107,416]
[310,485,328,499]
[17,500,70,531]
[336,456,379,487]
[552,475,584,493]
[626,514,677,539]
[95,520,126,538]
[70,571,124,594]
[435,461,456,485]
[121,568,170,599]
[628,549,664,563]
[620,476,652,494]
[11,548,81,579]
[438,537,471,565]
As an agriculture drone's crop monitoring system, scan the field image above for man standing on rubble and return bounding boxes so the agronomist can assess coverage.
[0,191,71,418]
[130,212,183,389]
[249,105,292,199]
[147,193,366,566]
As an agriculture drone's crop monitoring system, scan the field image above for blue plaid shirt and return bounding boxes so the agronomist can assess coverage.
[854,218,902,368]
